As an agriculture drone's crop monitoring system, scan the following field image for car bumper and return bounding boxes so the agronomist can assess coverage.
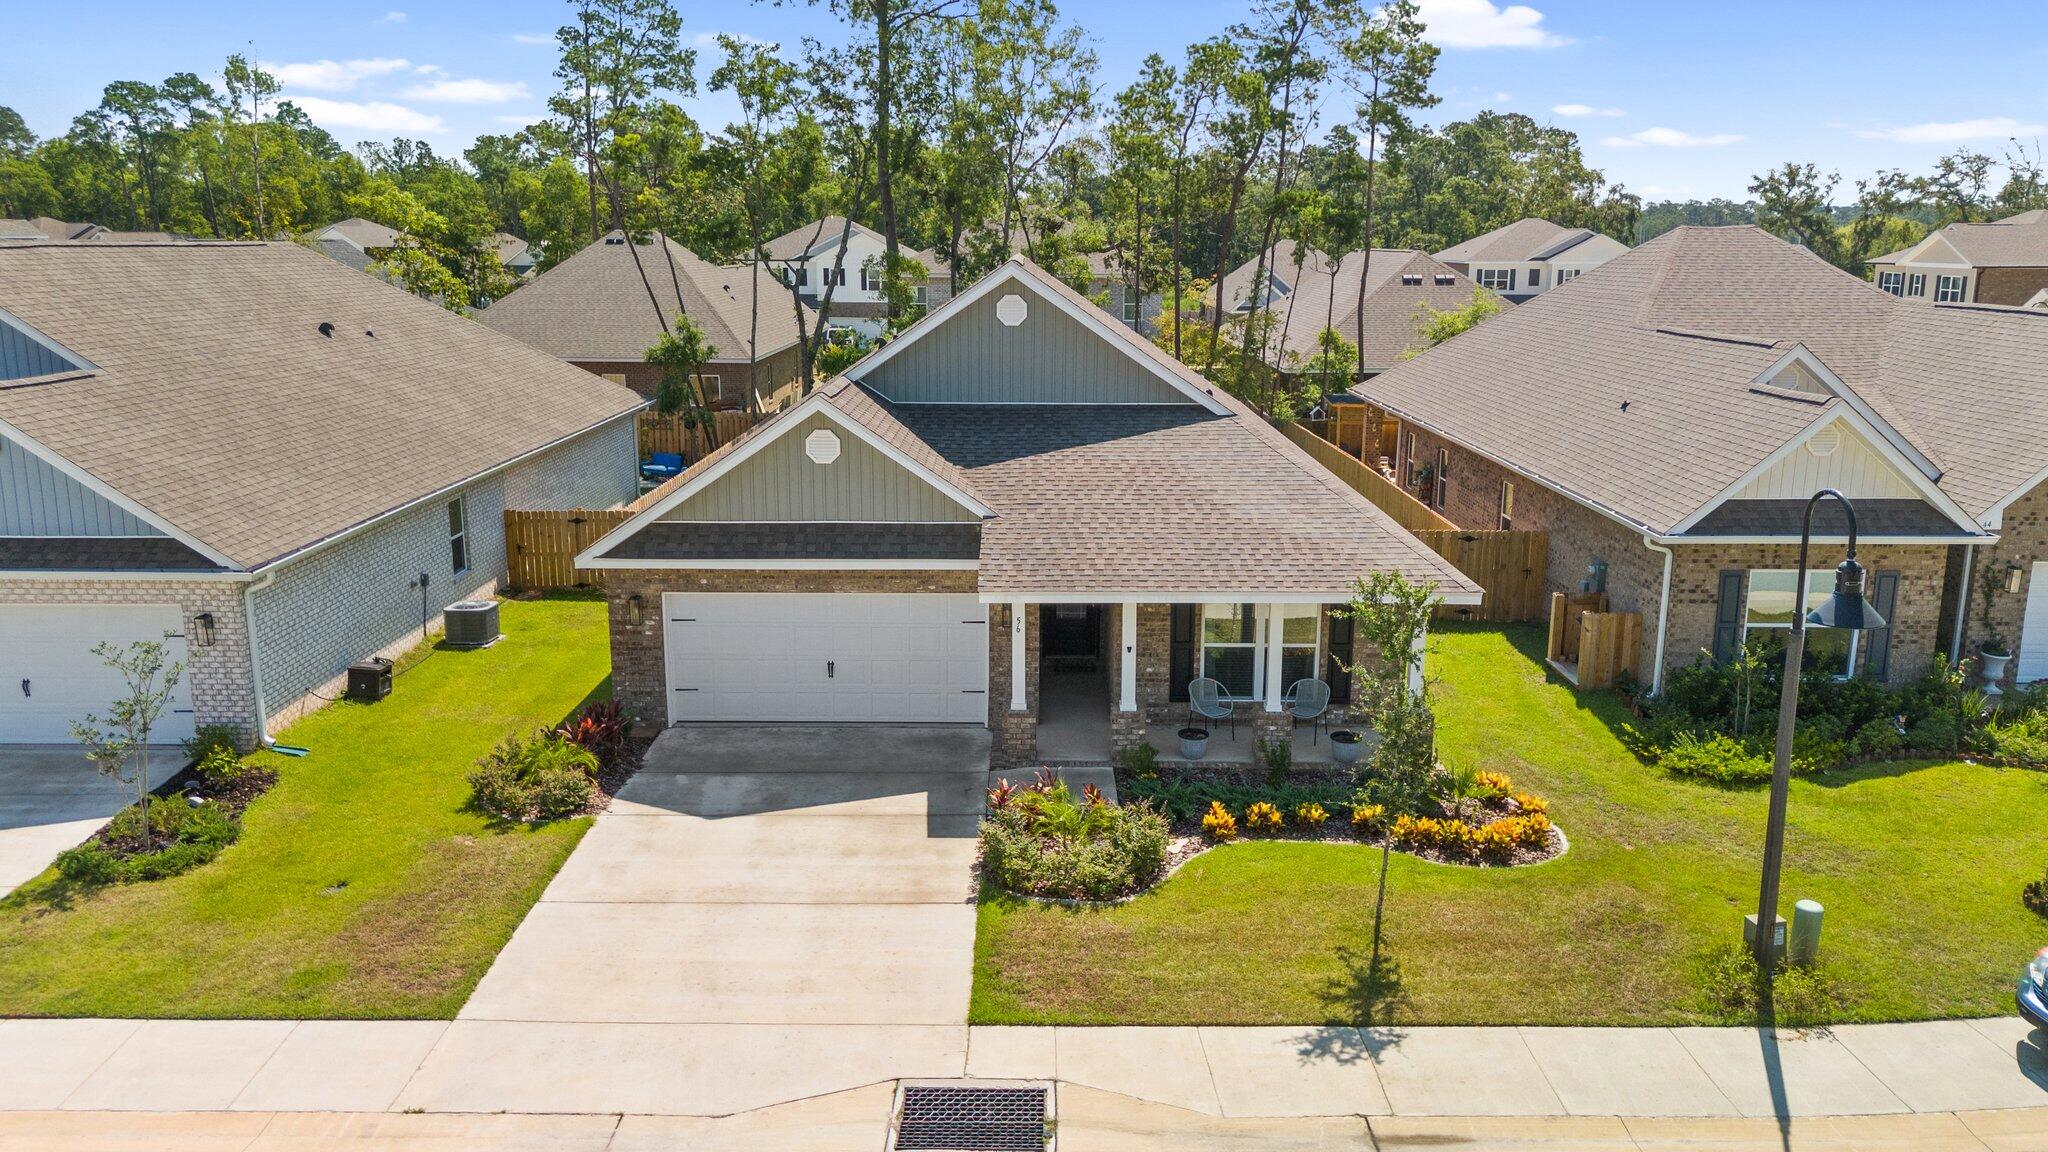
[2020,979,2048,1031]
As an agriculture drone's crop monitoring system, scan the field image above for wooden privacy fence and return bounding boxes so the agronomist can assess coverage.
[1546,591,1641,690]
[505,508,632,590]
[1279,421,1455,533]
[637,409,756,460]
[1414,530,1548,622]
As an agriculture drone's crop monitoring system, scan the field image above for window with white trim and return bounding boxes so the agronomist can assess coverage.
[697,373,724,402]
[820,267,845,288]
[1432,446,1450,510]
[447,497,470,576]
[1434,273,1457,285]
[789,266,809,288]
[860,265,881,292]
[1907,273,1926,297]
[913,285,930,308]
[1744,569,1858,676]
[1199,604,1321,701]
[1557,267,1582,283]
[1122,290,1140,324]
[1878,271,1904,295]
[1476,267,1516,292]
[1935,274,1966,303]
[1498,480,1516,530]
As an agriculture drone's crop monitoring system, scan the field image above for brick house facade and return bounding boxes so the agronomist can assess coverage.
[572,343,805,410]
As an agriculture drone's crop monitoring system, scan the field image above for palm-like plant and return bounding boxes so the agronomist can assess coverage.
[1017,781,1117,844]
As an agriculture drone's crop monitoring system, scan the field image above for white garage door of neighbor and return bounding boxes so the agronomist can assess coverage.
[663,593,989,724]
[0,604,198,744]
[2019,562,2048,683]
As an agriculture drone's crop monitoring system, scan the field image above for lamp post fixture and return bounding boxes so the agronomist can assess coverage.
[1753,488,1884,971]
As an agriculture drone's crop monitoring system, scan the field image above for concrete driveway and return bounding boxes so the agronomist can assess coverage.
[459,725,988,1026]
[0,746,145,897]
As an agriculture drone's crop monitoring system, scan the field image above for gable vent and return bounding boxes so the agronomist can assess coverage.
[995,293,1028,327]
[805,428,842,464]
[1806,426,1842,458]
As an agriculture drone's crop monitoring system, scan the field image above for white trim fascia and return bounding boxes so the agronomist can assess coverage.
[255,404,647,574]
[1653,533,1993,546]
[576,394,993,567]
[0,303,97,373]
[0,567,255,582]
[579,558,979,571]
[846,260,1229,415]
[0,419,238,569]
[978,589,1487,606]
[1775,346,1940,481]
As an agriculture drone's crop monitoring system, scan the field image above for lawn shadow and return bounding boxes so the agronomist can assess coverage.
[1317,943,1408,1031]
[558,674,616,728]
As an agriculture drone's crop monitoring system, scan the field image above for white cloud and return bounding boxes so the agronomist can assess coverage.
[511,32,555,45]
[402,77,531,103]
[1855,116,2047,144]
[693,30,773,49]
[1415,0,1567,49]
[288,96,445,134]
[496,113,543,127]
[1492,90,1513,102]
[1603,126,1744,148]
[1553,102,1625,118]
[266,57,413,92]
[382,10,407,21]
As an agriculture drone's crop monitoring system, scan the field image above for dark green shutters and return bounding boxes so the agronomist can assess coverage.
[1325,608,1354,702]
[1712,570,1746,663]
[1169,604,1197,702]
[1864,570,1900,681]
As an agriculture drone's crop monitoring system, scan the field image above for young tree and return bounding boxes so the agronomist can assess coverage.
[712,35,802,411]
[967,0,1097,261]
[1406,286,1500,353]
[71,638,185,853]
[1103,54,1175,336]
[645,315,718,418]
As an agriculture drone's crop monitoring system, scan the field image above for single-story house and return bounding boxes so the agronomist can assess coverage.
[1352,224,2048,691]
[762,216,952,339]
[1870,208,2048,307]
[1216,241,1491,378]
[479,230,807,411]
[0,239,644,744]
[578,256,1480,766]
[0,218,175,244]
[1433,217,1630,303]
[310,216,404,272]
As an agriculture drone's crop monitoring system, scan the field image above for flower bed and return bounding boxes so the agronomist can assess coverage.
[54,727,276,886]
[468,700,644,823]
[980,773,1171,901]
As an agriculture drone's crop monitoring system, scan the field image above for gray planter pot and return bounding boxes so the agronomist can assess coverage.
[1178,727,1210,760]
[1329,730,1363,765]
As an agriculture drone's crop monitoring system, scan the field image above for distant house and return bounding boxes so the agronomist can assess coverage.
[1216,241,1491,378]
[1353,225,2048,692]
[1433,218,1629,303]
[478,230,808,410]
[0,218,174,243]
[1870,209,2048,307]
[0,239,644,743]
[761,217,951,338]
[494,232,536,278]
[311,216,404,272]
[1079,248,1165,335]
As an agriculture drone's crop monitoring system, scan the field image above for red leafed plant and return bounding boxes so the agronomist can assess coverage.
[987,779,1021,810]
[555,700,633,766]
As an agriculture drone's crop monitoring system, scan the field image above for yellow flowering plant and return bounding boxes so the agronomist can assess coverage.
[1201,800,1238,841]
[1244,801,1283,831]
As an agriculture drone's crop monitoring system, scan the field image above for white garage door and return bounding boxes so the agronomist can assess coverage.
[0,604,197,744]
[2019,562,2048,683]
[663,593,988,724]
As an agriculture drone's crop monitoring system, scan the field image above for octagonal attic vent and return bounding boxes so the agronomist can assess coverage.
[995,293,1028,327]
[1805,426,1842,458]
[806,428,842,464]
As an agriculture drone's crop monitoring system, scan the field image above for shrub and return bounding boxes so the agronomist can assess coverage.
[1511,791,1548,816]
[470,734,600,822]
[979,798,1170,900]
[1117,741,1161,780]
[1258,738,1292,785]
[1850,716,1906,759]
[1487,812,1552,850]
[197,746,243,786]
[555,700,633,767]
[1120,778,1348,823]
[1244,801,1283,831]
[1202,800,1238,841]
[1474,771,1513,801]
[1391,814,1476,858]
[183,722,244,762]
[1018,781,1117,843]
[2025,865,2048,918]
[59,797,242,886]
[1989,710,2048,768]
[1658,732,1772,785]
[55,845,120,884]
[1294,802,1328,829]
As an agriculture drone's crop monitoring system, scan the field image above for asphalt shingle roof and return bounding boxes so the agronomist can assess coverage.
[1220,242,1490,373]
[1434,218,1598,264]
[1876,209,2048,268]
[0,240,644,570]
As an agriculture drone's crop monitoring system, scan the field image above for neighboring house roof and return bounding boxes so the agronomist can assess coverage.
[0,218,172,243]
[1352,225,2048,537]
[1434,218,1603,265]
[317,217,404,251]
[30,217,103,241]
[0,240,644,571]
[476,230,808,364]
[760,216,944,270]
[1220,242,1491,373]
[1873,209,2048,268]
[318,237,375,271]
[584,257,1481,601]
[0,219,44,241]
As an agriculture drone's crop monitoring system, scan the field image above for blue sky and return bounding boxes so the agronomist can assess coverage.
[9,0,2047,202]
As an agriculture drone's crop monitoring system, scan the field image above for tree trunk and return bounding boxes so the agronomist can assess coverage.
[1354,73,1383,381]
[1205,158,1254,373]
[874,1,900,329]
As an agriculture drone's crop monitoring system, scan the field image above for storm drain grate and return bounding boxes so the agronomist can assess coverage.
[895,1085,1048,1150]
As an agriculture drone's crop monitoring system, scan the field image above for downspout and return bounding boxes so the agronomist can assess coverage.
[1949,542,1976,664]
[1642,536,1676,696]
[242,571,278,746]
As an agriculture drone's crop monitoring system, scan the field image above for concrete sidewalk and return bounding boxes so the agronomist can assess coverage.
[3,1017,2044,1121]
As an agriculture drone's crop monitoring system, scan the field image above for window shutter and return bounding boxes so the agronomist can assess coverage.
[1712,570,1746,664]
[1169,604,1197,702]
[1325,608,1354,702]
[1864,570,1901,682]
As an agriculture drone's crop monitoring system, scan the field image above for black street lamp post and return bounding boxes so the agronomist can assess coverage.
[1753,488,1885,972]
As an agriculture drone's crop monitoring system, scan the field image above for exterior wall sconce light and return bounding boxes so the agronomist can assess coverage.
[627,595,645,625]
[2008,563,2025,596]
[192,612,216,647]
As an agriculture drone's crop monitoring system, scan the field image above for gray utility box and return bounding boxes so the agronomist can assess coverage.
[443,600,502,649]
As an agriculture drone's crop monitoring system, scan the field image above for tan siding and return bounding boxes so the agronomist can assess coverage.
[1733,424,1922,502]
[855,278,1193,405]
[661,411,979,523]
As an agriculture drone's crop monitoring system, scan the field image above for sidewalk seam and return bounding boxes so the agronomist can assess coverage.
[1667,1025,1743,1117]
[223,1021,303,1112]
[1512,1026,1572,1115]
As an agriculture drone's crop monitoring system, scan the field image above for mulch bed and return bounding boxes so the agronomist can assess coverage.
[585,736,652,814]
[83,759,280,860]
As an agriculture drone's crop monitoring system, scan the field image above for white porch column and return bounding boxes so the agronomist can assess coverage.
[1010,600,1028,712]
[1119,601,1138,713]
[1263,603,1287,713]
[1409,623,1428,696]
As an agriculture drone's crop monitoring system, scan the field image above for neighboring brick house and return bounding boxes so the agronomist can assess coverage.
[1870,209,2048,307]
[1216,241,1493,381]
[1355,225,2048,691]
[478,230,809,412]
[579,257,1480,767]
[0,239,644,744]
[1433,217,1631,303]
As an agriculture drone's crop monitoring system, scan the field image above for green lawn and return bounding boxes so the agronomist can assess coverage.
[972,624,2048,1026]
[0,594,608,1018]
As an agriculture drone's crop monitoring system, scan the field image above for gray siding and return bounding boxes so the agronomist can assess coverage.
[0,432,161,536]
[501,414,639,510]
[855,278,1194,405]
[662,411,978,523]
[0,316,80,381]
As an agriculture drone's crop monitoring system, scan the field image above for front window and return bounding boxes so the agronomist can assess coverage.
[1936,274,1966,303]
[1744,569,1859,676]
[1476,267,1516,292]
[447,497,470,576]
[1200,604,1321,700]
[1878,271,1904,295]
[1907,273,1926,297]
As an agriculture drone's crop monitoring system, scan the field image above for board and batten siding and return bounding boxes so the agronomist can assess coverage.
[661,411,978,523]
[0,431,160,536]
[854,278,1194,405]
[0,316,82,382]
[1732,423,1922,502]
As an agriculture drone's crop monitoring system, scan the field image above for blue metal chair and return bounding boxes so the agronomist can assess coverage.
[640,452,684,482]
[1287,678,1331,743]
[1188,677,1237,740]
